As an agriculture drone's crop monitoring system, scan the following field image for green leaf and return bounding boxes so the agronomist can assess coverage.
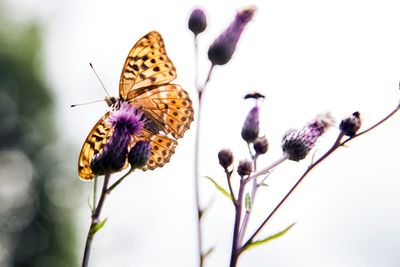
[260,182,269,187]
[243,223,296,251]
[245,193,252,211]
[204,176,232,201]
[202,247,214,261]
[90,218,108,235]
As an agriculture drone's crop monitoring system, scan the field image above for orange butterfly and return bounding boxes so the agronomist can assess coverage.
[78,31,194,180]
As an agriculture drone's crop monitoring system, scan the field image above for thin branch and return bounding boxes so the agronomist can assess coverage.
[225,169,237,205]
[229,176,246,267]
[82,173,111,267]
[107,168,134,193]
[245,154,289,184]
[194,59,216,267]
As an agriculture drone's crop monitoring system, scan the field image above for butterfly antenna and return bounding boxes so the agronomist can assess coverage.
[70,99,105,107]
[89,62,111,98]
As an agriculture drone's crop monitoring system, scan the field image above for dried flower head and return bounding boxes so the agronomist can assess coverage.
[90,102,145,176]
[244,92,265,100]
[208,7,255,66]
[218,149,234,169]
[128,141,152,169]
[339,111,361,137]
[188,8,207,36]
[282,112,335,161]
[237,159,253,176]
[253,136,268,155]
[241,106,260,143]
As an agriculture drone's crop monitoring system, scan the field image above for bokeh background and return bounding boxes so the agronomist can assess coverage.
[1,0,400,266]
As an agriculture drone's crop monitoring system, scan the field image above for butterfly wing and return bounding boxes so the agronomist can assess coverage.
[128,84,194,139]
[78,112,126,180]
[119,31,177,99]
[132,128,178,171]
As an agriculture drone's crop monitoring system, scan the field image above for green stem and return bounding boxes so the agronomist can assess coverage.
[107,168,134,193]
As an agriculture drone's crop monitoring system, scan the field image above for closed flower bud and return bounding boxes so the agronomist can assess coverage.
[339,111,361,137]
[282,113,335,161]
[218,149,234,169]
[90,102,144,176]
[253,136,268,155]
[188,8,207,36]
[241,106,259,143]
[237,159,253,176]
[128,141,152,169]
[208,7,255,66]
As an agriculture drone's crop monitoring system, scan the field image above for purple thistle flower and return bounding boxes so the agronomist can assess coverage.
[188,8,207,36]
[282,113,335,161]
[128,141,152,169]
[91,102,145,176]
[208,7,255,66]
[241,105,260,143]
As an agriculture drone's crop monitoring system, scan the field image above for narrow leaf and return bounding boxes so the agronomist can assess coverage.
[245,193,252,211]
[202,247,214,261]
[244,223,295,251]
[204,176,232,200]
[90,218,108,235]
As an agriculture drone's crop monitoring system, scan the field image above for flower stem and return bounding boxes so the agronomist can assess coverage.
[194,36,200,90]
[107,168,133,193]
[245,154,289,183]
[92,177,98,214]
[82,173,111,267]
[194,90,204,267]
[238,151,259,246]
[194,62,215,266]
[229,176,246,267]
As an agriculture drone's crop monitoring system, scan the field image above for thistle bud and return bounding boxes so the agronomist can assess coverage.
[91,102,145,176]
[128,141,152,169]
[241,106,259,143]
[339,111,361,137]
[188,8,207,36]
[208,7,255,66]
[282,113,335,161]
[237,159,253,176]
[218,149,234,169]
[253,136,268,155]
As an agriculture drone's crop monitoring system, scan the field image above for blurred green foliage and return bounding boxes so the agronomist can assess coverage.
[0,11,77,267]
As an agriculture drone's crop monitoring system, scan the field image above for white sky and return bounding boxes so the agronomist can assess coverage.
[5,0,400,266]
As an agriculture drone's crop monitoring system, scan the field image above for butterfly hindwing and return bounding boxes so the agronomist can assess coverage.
[119,31,177,99]
[128,84,194,139]
[133,128,178,171]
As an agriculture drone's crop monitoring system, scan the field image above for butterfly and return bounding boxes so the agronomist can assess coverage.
[78,31,194,180]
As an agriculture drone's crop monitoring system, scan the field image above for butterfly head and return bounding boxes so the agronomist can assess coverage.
[105,96,119,108]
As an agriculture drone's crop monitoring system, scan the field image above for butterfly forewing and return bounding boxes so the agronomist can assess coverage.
[119,31,177,99]
[78,113,116,180]
[129,84,194,139]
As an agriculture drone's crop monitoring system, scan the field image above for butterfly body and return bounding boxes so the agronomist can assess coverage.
[78,31,194,180]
